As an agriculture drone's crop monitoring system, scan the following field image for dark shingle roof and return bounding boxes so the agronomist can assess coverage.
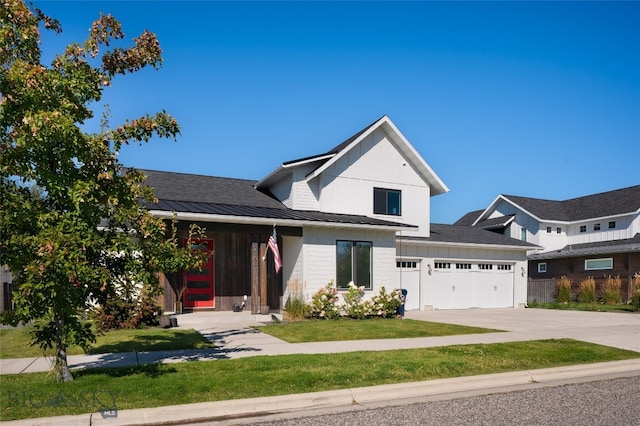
[453,209,483,226]
[528,233,640,260]
[139,169,414,229]
[503,185,640,221]
[282,116,384,166]
[140,169,285,209]
[399,224,537,248]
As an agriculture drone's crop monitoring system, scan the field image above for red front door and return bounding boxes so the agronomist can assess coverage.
[183,239,214,308]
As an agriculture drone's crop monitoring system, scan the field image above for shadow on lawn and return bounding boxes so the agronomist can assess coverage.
[69,328,266,373]
[88,330,214,354]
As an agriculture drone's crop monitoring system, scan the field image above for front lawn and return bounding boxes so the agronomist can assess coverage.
[1,339,638,421]
[257,318,502,343]
[0,326,215,359]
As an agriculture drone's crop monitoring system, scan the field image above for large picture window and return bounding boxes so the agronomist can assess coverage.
[374,188,401,216]
[336,240,372,289]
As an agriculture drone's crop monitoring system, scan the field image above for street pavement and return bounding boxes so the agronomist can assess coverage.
[1,308,639,425]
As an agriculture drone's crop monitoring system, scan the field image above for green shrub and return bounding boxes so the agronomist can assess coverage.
[601,275,621,305]
[283,279,308,321]
[554,276,572,303]
[307,281,341,319]
[342,283,373,319]
[631,273,640,311]
[577,277,597,304]
[370,286,403,318]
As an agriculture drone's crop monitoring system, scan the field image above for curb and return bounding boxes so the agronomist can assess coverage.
[4,359,640,426]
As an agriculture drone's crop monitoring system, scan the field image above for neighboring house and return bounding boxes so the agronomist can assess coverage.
[455,186,640,301]
[143,115,536,313]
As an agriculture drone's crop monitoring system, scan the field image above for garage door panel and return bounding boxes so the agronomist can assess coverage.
[431,263,514,309]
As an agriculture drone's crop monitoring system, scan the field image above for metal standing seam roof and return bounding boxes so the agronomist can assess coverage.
[138,169,415,228]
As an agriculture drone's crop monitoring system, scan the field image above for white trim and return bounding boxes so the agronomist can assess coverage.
[397,238,537,252]
[584,257,613,271]
[149,210,412,231]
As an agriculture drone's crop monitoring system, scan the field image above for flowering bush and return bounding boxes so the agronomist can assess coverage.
[307,281,341,319]
[370,285,404,318]
[342,282,373,319]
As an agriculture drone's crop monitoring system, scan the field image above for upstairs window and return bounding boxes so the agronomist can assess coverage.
[609,221,616,229]
[538,262,547,273]
[556,227,562,234]
[374,188,401,216]
[580,225,587,233]
[594,223,601,231]
[546,227,552,233]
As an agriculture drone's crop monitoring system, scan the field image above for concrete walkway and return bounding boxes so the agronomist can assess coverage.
[1,308,639,425]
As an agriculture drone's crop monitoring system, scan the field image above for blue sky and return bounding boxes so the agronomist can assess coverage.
[33,1,640,224]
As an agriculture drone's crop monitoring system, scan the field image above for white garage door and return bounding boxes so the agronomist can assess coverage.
[432,262,513,309]
[395,260,420,311]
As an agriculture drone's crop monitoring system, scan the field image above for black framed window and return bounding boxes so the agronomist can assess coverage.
[336,240,372,289]
[374,188,401,216]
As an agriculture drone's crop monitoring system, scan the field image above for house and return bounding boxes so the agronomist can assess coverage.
[455,186,640,301]
[143,115,536,313]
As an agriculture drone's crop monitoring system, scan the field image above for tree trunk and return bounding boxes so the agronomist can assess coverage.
[54,310,74,382]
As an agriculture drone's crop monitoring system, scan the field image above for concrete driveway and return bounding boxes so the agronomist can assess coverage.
[172,308,640,357]
[405,308,640,353]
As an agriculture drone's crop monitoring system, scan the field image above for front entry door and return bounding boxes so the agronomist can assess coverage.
[183,239,214,308]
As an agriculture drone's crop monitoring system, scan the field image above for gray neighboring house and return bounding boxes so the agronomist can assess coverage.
[455,185,640,302]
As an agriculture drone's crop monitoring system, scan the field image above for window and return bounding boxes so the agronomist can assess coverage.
[546,227,552,233]
[556,227,562,234]
[538,263,547,273]
[434,262,451,269]
[609,221,616,229]
[580,225,587,233]
[478,264,493,270]
[496,264,512,271]
[336,241,372,289]
[585,258,613,271]
[374,188,401,216]
[594,223,601,231]
[455,263,471,270]
[521,228,527,242]
[396,261,417,269]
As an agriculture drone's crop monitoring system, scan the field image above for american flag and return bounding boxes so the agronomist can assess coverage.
[267,226,282,273]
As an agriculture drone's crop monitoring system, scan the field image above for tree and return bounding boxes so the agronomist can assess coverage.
[0,0,204,381]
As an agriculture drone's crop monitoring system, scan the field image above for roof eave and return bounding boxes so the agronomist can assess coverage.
[397,237,540,251]
[149,210,414,231]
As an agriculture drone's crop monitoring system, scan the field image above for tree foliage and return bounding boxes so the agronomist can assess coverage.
[0,0,204,381]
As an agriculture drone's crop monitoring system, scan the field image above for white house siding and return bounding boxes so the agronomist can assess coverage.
[397,241,528,310]
[270,164,320,211]
[569,213,639,245]
[537,223,569,252]
[492,200,540,245]
[300,226,396,298]
[317,128,431,237]
[282,235,304,300]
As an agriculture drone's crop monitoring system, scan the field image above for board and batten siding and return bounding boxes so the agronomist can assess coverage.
[317,128,431,237]
[300,226,397,296]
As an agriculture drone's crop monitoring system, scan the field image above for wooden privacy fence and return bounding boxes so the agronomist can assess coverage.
[528,278,556,304]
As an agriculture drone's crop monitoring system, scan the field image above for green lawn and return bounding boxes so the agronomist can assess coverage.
[0,327,215,359]
[527,301,638,313]
[1,339,638,421]
[257,318,502,343]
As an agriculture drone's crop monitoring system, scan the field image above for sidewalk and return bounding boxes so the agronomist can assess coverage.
[1,309,639,425]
